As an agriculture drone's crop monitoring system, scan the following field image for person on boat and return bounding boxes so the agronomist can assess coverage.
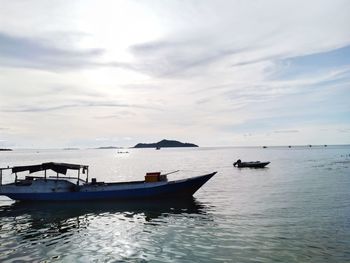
[233,159,241,167]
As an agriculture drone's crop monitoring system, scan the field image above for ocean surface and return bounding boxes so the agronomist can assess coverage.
[0,146,349,262]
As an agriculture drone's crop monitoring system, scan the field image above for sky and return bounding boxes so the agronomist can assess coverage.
[0,0,349,148]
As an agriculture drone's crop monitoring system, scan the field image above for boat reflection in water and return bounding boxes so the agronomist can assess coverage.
[1,197,209,221]
[0,197,213,259]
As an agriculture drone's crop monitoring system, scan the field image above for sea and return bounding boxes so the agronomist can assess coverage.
[0,146,349,262]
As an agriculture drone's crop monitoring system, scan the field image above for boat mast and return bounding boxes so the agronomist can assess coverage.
[86,167,89,183]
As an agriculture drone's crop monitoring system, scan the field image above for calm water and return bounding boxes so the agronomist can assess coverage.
[0,146,350,262]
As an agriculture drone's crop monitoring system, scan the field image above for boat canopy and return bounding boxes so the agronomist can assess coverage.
[12,162,89,175]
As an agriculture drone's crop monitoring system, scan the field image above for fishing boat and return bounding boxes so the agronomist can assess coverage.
[0,162,216,201]
[233,159,270,168]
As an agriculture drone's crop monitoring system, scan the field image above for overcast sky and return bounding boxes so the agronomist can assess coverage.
[0,0,349,148]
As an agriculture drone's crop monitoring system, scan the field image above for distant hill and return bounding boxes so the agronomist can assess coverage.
[96,146,120,149]
[63,148,79,150]
[0,148,12,151]
[134,139,198,148]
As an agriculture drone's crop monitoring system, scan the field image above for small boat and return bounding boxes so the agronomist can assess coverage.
[117,151,129,154]
[233,159,270,168]
[156,146,161,150]
[0,162,216,202]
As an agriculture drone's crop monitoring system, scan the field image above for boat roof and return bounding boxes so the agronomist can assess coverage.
[12,162,88,175]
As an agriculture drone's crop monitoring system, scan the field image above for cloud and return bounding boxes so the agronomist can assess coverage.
[2,100,160,113]
[101,0,350,79]
[107,39,350,81]
[104,38,262,78]
[46,85,106,98]
[125,39,249,76]
[95,111,136,119]
[192,63,350,110]
[338,128,350,133]
[0,1,349,147]
[0,32,104,70]
[274,130,299,134]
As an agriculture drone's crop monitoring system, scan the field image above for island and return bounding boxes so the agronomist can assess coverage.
[0,148,13,151]
[133,139,198,148]
[63,148,79,150]
[96,146,120,149]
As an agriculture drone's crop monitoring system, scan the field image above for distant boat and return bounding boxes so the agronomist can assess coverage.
[233,159,270,168]
[0,162,216,201]
[117,151,129,154]
[0,148,12,151]
[263,146,267,148]
[156,147,161,150]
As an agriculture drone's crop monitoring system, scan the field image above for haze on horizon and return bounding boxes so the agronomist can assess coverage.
[0,0,349,148]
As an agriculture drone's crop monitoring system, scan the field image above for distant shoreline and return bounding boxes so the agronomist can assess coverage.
[1,144,350,151]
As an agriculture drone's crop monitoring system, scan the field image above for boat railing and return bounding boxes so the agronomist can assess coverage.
[48,175,87,184]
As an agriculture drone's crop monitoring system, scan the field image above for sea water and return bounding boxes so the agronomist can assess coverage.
[0,146,349,262]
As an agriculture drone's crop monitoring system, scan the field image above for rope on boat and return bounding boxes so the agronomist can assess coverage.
[162,170,180,176]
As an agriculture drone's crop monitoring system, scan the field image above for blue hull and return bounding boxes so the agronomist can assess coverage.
[4,172,216,201]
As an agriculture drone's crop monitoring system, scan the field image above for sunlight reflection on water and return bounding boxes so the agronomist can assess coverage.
[0,198,213,262]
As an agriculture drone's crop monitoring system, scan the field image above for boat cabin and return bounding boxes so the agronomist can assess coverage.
[0,162,89,186]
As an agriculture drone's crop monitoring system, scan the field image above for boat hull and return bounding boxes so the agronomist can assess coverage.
[1,172,216,201]
[235,162,270,168]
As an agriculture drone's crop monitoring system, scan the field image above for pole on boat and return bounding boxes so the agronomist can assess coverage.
[77,169,80,186]
[15,172,17,183]
[86,167,89,183]
[44,169,47,181]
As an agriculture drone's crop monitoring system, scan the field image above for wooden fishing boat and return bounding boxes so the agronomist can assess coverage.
[233,159,270,168]
[0,162,216,201]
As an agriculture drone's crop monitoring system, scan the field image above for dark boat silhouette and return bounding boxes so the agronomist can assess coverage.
[233,159,270,168]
